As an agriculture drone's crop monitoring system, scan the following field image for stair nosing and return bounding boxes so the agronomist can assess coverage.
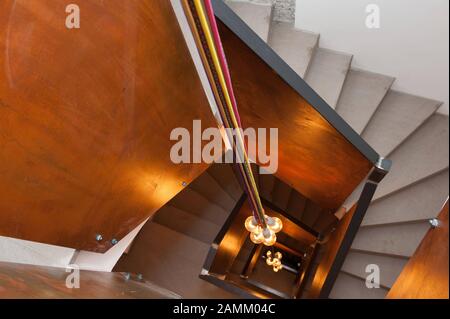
[170,188,231,227]
[337,68,396,134]
[153,205,221,244]
[384,109,442,158]
[372,167,449,203]
[305,47,354,108]
[339,270,391,290]
[207,169,244,202]
[190,172,237,212]
[360,218,432,229]
[349,248,410,260]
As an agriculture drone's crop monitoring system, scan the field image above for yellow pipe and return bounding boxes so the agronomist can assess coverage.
[192,0,266,225]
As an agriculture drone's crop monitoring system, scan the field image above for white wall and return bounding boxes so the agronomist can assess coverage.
[0,220,147,271]
[0,236,75,268]
[73,219,147,272]
[295,0,449,114]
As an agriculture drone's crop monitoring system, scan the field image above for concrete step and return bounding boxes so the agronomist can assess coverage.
[342,250,408,288]
[250,257,297,296]
[268,22,319,78]
[188,170,237,212]
[363,169,449,226]
[115,222,237,298]
[152,205,221,244]
[330,271,388,299]
[226,0,273,42]
[286,191,308,220]
[170,187,230,226]
[305,48,353,108]
[259,173,276,201]
[361,90,441,156]
[374,114,449,200]
[0,236,75,269]
[352,221,431,258]
[335,69,394,134]
[207,164,243,201]
[271,178,292,211]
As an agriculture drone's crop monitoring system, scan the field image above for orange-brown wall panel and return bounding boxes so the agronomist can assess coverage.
[0,0,216,252]
[218,21,372,210]
[387,202,449,299]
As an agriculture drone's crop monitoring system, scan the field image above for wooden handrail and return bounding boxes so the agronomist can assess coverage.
[387,199,449,299]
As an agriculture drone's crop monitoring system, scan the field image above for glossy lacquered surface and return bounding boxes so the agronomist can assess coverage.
[387,201,449,299]
[217,21,373,210]
[0,261,178,298]
[0,0,215,252]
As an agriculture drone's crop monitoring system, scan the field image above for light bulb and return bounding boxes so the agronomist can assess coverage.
[263,232,277,246]
[263,227,272,239]
[274,252,282,260]
[245,216,259,233]
[266,216,283,233]
[250,231,264,244]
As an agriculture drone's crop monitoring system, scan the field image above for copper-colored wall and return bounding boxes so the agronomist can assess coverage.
[0,0,373,253]
[218,21,373,210]
[0,0,215,252]
[0,261,178,298]
[387,201,449,299]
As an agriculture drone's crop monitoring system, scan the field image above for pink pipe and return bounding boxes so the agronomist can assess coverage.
[204,0,243,128]
[204,0,263,221]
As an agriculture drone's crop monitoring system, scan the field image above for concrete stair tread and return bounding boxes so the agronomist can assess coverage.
[335,68,394,134]
[226,0,273,42]
[116,223,236,299]
[207,164,243,201]
[342,250,408,288]
[351,221,431,258]
[0,236,75,269]
[268,22,319,77]
[329,271,388,299]
[250,258,297,296]
[152,205,221,244]
[362,90,441,156]
[188,170,237,212]
[374,114,449,200]
[363,170,449,226]
[305,47,353,108]
[170,187,230,226]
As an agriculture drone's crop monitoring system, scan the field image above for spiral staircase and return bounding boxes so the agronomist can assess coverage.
[220,0,449,298]
[0,0,447,299]
[114,161,338,298]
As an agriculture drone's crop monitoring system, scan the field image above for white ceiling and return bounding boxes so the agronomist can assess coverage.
[295,0,449,114]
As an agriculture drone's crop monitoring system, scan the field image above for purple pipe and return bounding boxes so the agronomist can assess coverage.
[204,0,262,222]
[204,0,243,128]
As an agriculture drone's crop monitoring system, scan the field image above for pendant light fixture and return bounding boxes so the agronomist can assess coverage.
[266,250,283,272]
[245,215,283,246]
[184,0,283,246]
